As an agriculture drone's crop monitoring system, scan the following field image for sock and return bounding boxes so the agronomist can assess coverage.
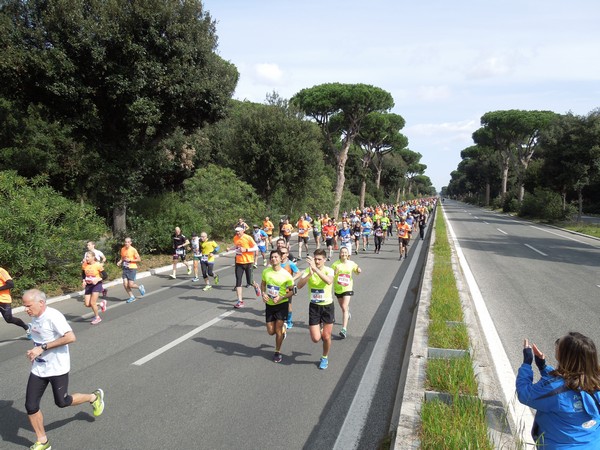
[321,355,328,359]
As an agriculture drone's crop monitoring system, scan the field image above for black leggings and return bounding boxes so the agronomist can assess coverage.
[25,372,73,414]
[201,261,215,279]
[0,304,28,330]
[374,235,383,251]
[234,263,253,287]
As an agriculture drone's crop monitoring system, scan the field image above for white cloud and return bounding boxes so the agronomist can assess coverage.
[467,56,511,79]
[253,63,284,84]
[415,85,452,102]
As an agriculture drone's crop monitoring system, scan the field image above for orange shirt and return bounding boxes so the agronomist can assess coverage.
[82,261,104,284]
[397,223,412,239]
[263,220,274,235]
[281,224,293,236]
[233,234,256,264]
[0,267,12,304]
[297,219,310,237]
[120,246,140,269]
[322,224,336,239]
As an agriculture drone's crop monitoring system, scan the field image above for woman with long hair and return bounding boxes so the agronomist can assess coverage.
[517,332,600,448]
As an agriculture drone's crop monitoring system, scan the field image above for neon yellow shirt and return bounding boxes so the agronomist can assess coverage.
[331,259,359,295]
[303,266,334,305]
[262,267,294,306]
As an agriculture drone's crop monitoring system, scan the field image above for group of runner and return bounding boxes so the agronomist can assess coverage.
[1,198,435,450]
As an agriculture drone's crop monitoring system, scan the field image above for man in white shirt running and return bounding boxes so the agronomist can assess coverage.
[23,289,105,450]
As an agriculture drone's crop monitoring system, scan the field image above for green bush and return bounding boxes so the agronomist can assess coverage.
[0,171,108,296]
[519,188,573,222]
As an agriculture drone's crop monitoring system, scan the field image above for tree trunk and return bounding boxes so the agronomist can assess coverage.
[485,182,490,206]
[113,204,127,234]
[501,158,510,201]
[395,187,401,204]
[577,188,583,223]
[332,142,350,219]
[375,168,382,190]
[359,179,366,210]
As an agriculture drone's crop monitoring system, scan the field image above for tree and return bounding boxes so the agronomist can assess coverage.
[473,110,556,203]
[208,99,326,207]
[540,110,600,221]
[0,0,238,232]
[354,112,408,208]
[291,83,394,219]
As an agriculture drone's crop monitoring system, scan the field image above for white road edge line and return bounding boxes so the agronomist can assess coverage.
[132,310,236,366]
[333,240,422,450]
[524,244,547,257]
[497,228,508,235]
[530,225,593,245]
[483,221,489,224]
[444,208,535,448]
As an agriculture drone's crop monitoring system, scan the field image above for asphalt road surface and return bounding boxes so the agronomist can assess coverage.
[0,226,431,450]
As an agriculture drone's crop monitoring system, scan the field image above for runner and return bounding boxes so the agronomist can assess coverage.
[170,227,191,279]
[0,266,30,337]
[373,218,384,254]
[296,215,311,259]
[252,224,269,267]
[337,221,353,253]
[296,249,335,370]
[81,241,108,297]
[190,232,201,282]
[23,289,104,450]
[116,237,146,303]
[199,232,220,291]
[261,250,295,363]
[322,218,337,261]
[280,247,302,329]
[280,218,293,248]
[352,219,362,255]
[262,216,275,250]
[331,247,361,338]
[312,214,322,250]
[361,215,372,251]
[81,251,108,325]
[226,227,259,309]
[396,216,412,260]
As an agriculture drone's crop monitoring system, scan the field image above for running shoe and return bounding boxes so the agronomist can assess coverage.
[29,440,51,450]
[138,285,146,296]
[214,274,219,285]
[187,267,192,275]
[319,356,329,370]
[252,263,258,269]
[192,277,200,282]
[339,328,347,339]
[326,257,331,261]
[234,300,245,309]
[170,274,176,279]
[126,296,136,304]
[92,388,104,417]
[263,260,268,267]
[102,288,108,298]
[286,320,294,329]
[91,316,102,325]
[100,300,107,313]
[26,323,33,340]
[253,282,261,297]
[273,352,282,363]
[203,285,212,291]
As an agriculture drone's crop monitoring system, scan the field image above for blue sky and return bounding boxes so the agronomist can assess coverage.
[203,0,600,191]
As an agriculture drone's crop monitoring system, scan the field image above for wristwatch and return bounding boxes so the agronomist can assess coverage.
[41,343,48,351]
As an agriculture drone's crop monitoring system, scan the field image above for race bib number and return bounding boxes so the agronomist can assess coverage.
[122,260,130,269]
[267,284,279,298]
[337,273,351,287]
[176,248,185,256]
[375,230,383,237]
[310,289,325,303]
[200,255,209,262]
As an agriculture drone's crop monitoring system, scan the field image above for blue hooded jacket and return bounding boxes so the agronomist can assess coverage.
[517,363,600,449]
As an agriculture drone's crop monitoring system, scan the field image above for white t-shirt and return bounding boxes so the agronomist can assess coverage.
[82,249,105,264]
[30,307,72,377]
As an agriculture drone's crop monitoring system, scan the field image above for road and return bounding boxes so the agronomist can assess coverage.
[442,200,600,374]
[0,227,431,450]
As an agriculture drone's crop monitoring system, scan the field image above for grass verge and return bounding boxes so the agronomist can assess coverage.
[420,204,493,449]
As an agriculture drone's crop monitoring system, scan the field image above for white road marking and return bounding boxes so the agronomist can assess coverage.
[333,240,422,450]
[524,244,547,257]
[497,228,508,235]
[132,310,236,366]
[483,221,489,224]
[530,225,597,246]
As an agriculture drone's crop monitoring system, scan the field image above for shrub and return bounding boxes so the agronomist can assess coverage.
[519,188,573,222]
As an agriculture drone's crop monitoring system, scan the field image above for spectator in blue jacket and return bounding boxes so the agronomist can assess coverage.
[517,332,600,449]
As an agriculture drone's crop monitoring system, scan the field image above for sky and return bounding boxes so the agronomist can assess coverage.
[202,0,600,191]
